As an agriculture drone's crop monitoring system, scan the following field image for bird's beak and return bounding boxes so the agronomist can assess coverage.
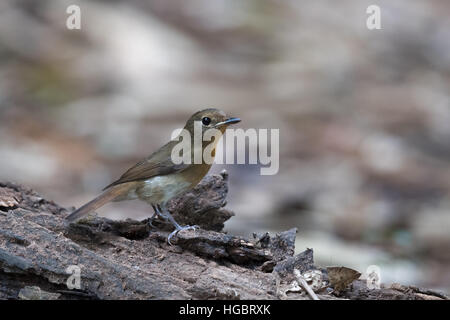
[215,117,241,127]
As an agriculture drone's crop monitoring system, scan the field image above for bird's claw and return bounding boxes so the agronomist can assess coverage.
[147,218,155,228]
[148,212,170,228]
[167,225,199,245]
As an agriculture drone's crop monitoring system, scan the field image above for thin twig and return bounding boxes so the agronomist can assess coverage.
[294,269,320,300]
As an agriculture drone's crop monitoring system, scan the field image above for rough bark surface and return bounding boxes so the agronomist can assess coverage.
[0,173,448,300]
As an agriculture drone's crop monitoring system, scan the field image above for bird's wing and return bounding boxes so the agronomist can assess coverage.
[103,141,189,190]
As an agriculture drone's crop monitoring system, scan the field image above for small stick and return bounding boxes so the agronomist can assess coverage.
[294,269,320,300]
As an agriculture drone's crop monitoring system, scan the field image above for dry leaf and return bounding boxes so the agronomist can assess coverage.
[327,266,361,291]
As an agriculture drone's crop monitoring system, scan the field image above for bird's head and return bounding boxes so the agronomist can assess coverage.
[184,108,241,135]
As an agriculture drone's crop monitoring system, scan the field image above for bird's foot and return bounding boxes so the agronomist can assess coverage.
[167,225,199,245]
[148,212,170,228]
[147,212,158,228]
[147,218,155,228]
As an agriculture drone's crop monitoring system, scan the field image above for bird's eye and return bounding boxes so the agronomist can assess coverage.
[202,117,211,126]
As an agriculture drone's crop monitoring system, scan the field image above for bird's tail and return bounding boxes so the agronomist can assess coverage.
[66,184,131,223]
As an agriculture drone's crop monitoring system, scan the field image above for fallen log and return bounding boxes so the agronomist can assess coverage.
[0,173,447,300]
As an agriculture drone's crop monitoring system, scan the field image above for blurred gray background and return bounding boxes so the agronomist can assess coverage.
[1,0,449,292]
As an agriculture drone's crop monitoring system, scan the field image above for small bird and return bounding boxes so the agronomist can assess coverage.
[66,108,240,244]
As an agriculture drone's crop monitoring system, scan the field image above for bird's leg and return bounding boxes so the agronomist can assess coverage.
[159,204,198,245]
[156,204,169,220]
[148,205,158,227]
[148,204,169,227]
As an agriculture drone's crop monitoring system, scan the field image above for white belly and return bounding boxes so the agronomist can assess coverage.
[136,175,192,204]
